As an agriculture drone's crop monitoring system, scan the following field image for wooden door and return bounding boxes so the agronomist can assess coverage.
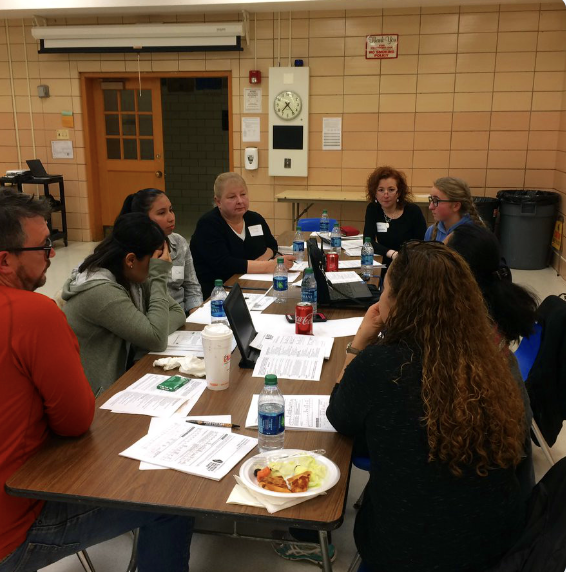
[92,78,164,227]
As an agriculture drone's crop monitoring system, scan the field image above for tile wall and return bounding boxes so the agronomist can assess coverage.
[0,3,565,275]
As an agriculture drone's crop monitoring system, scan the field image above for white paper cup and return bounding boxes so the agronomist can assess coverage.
[201,324,233,391]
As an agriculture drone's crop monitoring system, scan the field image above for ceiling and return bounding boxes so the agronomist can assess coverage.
[0,0,563,19]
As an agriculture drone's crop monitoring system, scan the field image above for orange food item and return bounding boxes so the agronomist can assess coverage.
[288,471,311,493]
[255,466,312,493]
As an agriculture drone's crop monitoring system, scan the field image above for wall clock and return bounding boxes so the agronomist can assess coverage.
[273,90,302,120]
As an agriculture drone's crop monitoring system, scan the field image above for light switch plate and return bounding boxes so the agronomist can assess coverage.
[56,129,69,140]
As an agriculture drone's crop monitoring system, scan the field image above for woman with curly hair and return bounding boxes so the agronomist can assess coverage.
[425,176,484,242]
[363,166,426,264]
[327,241,528,572]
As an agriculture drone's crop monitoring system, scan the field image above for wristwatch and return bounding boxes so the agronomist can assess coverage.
[346,342,361,356]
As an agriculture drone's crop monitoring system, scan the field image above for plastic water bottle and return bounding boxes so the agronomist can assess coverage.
[273,257,288,304]
[258,374,285,452]
[301,267,318,313]
[330,223,342,252]
[293,225,304,263]
[210,279,229,325]
[320,209,330,235]
[361,237,374,281]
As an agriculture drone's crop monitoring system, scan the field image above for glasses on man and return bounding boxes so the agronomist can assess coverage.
[428,195,454,207]
[9,237,53,258]
[376,187,398,195]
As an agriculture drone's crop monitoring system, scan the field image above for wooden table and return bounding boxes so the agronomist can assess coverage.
[276,189,430,223]
[6,266,371,571]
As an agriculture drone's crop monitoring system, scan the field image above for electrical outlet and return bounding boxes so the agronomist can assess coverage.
[56,130,69,140]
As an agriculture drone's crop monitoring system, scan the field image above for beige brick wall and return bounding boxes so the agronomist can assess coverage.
[0,4,565,245]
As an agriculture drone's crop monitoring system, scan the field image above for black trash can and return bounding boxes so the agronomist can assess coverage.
[473,196,499,232]
[497,190,559,270]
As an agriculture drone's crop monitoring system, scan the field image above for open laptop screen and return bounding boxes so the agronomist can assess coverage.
[223,283,258,368]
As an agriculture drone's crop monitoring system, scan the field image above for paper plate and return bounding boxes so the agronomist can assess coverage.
[239,449,340,499]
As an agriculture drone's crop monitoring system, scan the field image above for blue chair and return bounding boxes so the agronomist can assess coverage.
[297,217,337,232]
[514,323,555,467]
[351,455,370,510]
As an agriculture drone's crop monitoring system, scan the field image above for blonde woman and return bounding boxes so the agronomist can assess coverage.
[190,172,294,298]
[327,241,528,572]
[425,176,484,242]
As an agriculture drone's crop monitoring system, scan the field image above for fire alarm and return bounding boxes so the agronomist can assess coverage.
[249,70,261,84]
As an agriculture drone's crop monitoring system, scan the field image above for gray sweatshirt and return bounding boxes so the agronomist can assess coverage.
[62,258,185,394]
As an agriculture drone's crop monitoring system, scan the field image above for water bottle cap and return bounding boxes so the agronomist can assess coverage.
[214,279,223,286]
[296,225,302,231]
[304,267,313,274]
[364,237,371,243]
[277,257,284,263]
[265,374,278,385]
[333,222,339,228]
[322,210,327,214]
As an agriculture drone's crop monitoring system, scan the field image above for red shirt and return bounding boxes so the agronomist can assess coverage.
[0,287,94,560]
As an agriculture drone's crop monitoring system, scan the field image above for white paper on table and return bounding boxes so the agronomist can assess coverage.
[344,247,362,257]
[239,272,300,283]
[150,330,236,356]
[251,337,325,381]
[342,239,363,250]
[245,395,336,432]
[250,332,334,360]
[326,271,364,284]
[290,261,308,272]
[338,259,385,269]
[100,374,207,417]
[186,294,275,325]
[341,234,364,241]
[250,313,363,339]
[120,421,258,481]
[278,245,294,255]
[140,415,232,470]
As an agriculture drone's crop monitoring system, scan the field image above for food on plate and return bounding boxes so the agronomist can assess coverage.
[253,454,327,494]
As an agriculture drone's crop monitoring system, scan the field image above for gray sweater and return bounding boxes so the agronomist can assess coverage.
[62,258,185,394]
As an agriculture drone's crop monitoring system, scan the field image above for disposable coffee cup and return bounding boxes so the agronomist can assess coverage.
[201,323,233,391]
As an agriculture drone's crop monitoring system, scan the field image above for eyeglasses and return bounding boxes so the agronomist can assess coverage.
[9,237,53,258]
[428,195,455,207]
[377,187,398,195]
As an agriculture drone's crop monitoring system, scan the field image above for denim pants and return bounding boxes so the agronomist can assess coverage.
[0,500,194,572]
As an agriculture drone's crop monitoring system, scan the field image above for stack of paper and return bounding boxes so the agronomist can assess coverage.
[326,271,364,284]
[239,272,301,283]
[150,330,237,357]
[120,420,257,481]
[100,373,207,417]
[338,259,385,269]
[251,332,334,359]
[187,293,275,325]
[245,395,336,432]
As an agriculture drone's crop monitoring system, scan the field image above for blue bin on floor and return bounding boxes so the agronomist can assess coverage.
[298,217,337,232]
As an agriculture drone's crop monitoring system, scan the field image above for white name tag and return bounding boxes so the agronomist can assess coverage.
[171,265,184,280]
[248,224,264,237]
[377,222,389,233]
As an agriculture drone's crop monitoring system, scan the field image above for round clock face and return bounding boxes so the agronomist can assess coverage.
[274,90,302,121]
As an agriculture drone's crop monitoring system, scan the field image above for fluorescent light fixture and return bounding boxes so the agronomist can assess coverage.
[31,22,245,53]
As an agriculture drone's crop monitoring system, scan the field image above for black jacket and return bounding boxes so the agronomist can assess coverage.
[525,295,566,447]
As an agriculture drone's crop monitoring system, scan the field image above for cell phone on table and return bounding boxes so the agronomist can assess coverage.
[157,375,189,392]
[285,313,327,323]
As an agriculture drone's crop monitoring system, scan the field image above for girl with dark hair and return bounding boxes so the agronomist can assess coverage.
[62,213,186,394]
[327,241,528,572]
[425,176,484,242]
[120,189,203,314]
[363,166,427,264]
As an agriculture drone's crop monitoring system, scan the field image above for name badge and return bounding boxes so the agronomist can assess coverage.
[171,265,184,280]
[248,224,264,237]
[377,222,389,233]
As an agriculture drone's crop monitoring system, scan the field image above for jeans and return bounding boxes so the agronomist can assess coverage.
[0,500,194,572]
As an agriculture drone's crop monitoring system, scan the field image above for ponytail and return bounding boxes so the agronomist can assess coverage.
[118,188,165,218]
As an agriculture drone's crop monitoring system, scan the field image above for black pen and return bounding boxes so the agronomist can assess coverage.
[187,420,240,429]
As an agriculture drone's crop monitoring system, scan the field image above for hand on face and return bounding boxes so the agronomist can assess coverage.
[353,302,385,349]
[152,240,171,262]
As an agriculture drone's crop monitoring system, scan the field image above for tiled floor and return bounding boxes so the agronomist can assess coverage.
[36,241,566,572]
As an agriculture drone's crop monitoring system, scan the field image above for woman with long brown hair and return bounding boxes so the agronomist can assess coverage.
[327,241,528,572]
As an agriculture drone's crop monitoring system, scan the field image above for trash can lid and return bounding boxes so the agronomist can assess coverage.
[472,196,499,204]
[496,190,560,205]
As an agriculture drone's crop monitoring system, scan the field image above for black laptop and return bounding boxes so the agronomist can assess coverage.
[26,159,60,179]
[307,238,380,308]
[223,283,260,369]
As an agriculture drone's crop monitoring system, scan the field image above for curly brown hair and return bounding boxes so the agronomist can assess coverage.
[366,166,412,207]
[383,240,526,477]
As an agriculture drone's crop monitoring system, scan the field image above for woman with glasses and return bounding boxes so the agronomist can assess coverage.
[327,241,528,572]
[62,213,186,394]
[425,176,484,241]
[363,166,426,265]
[119,188,203,315]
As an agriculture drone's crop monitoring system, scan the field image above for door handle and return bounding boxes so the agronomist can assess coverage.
[155,171,163,178]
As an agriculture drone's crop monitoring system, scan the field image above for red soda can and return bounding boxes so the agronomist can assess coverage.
[295,302,313,335]
[326,252,339,272]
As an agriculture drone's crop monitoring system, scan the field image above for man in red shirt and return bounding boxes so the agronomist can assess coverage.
[0,189,193,572]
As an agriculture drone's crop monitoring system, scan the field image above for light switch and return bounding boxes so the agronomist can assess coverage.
[56,129,69,140]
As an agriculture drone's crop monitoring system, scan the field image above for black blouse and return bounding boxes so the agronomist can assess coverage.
[190,207,278,299]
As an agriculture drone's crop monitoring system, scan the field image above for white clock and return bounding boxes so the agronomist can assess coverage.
[273,90,302,121]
